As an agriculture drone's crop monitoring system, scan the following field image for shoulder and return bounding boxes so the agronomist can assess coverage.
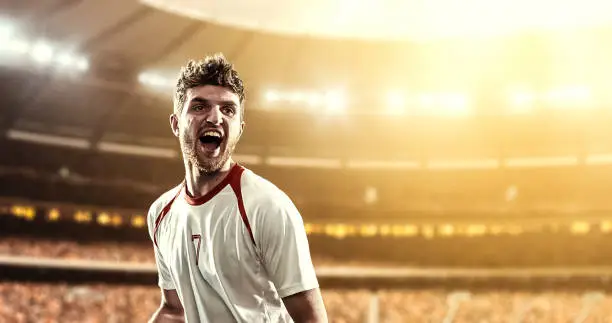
[238,168,309,248]
[239,167,295,212]
[146,183,183,233]
[238,167,304,237]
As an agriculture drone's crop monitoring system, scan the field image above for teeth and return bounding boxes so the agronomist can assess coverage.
[203,131,221,137]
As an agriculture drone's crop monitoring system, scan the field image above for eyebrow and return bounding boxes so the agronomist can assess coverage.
[189,97,238,106]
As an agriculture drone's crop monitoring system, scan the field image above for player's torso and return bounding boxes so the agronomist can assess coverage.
[156,186,287,323]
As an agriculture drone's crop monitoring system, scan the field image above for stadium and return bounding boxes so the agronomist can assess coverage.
[3,0,612,321]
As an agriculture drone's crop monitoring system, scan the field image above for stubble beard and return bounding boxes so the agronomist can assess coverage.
[180,132,236,176]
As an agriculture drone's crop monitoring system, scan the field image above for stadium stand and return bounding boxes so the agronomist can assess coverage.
[3,282,612,322]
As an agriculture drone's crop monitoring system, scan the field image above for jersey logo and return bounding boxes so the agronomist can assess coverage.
[191,234,202,266]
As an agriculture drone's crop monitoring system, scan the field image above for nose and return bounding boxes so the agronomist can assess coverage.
[205,105,222,125]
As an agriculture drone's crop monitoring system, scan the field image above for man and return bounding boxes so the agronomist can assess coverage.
[146,54,328,323]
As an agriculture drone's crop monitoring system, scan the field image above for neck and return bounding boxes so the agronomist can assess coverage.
[184,159,234,198]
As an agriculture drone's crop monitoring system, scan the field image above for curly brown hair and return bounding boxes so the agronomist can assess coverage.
[173,53,245,116]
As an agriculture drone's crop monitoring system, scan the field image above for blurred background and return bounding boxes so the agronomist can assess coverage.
[2,0,612,322]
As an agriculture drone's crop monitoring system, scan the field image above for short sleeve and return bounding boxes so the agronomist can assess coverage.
[147,207,175,290]
[257,195,319,298]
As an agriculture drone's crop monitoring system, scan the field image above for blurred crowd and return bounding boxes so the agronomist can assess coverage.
[1,283,612,322]
[4,237,612,322]
[0,237,379,267]
[0,237,153,263]
[0,283,158,323]
[5,233,612,269]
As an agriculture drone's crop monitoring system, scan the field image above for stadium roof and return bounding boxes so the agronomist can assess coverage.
[2,0,612,155]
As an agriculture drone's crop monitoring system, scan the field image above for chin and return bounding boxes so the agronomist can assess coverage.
[195,159,222,174]
[195,154,230,175]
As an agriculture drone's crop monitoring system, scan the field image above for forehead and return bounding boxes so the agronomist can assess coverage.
[184,85,240,104]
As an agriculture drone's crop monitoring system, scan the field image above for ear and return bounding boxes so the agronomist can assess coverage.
[238,120,245,140]
[169,113,180,138]
[238,102,245,139]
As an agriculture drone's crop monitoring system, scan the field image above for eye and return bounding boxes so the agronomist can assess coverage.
[192,105,204,111]
[222,105,236,116]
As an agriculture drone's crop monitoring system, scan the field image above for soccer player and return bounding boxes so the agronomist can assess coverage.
[146,54,328,323]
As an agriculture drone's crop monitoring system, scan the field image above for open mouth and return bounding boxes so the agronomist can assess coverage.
[199,131,223,151]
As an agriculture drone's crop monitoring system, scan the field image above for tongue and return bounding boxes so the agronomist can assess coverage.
[201,142,218,151]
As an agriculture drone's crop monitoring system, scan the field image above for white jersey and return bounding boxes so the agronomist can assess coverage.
[146,164,319,323]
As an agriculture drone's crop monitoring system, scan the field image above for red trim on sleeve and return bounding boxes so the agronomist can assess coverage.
[153,183,184,248]
[228,166,256,247]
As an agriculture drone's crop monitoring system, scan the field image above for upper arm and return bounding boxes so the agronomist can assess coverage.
[147,206,175,290]
[254,192,327,322]
[282,288,328,323]
[257,193,320,299]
